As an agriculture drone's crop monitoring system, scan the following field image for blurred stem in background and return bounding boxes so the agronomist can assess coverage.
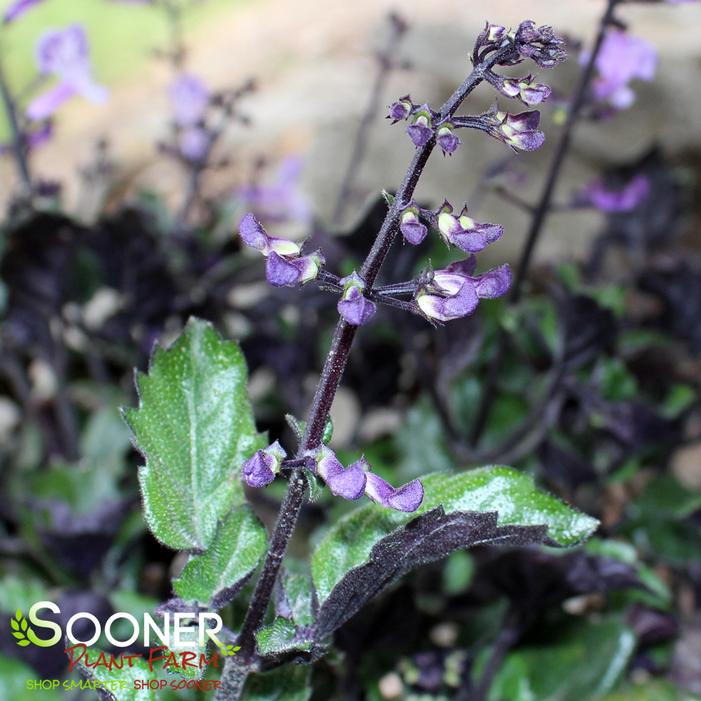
[0,57,33,200]
[468,0,621,447]
[332,11,409,223]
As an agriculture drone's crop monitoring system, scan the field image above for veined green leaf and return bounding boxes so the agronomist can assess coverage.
[174,506,267,608]
[311,467,597,636]
[123,318,263,551]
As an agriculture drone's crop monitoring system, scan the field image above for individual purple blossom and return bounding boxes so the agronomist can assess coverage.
[492,74,551,106]
[169,73,209,126]
[436,124,460,156]
[3,0,44,23]
[242,441,286,488]
[313,446,367,500]
[416,259,512,322]
[493,110,545,152]
[399,205,428,245]
[437,202,503,253]
[387,95,413,123]
[337,272,376,326]
[364,471,424,512]
[585,30,656,110]
[239,213,302,257]
[580,174,650,212]
[266,251,323,288]
[407,107,434,148]
[239,213,322,287]
[308,447,423,512]
[27,25,108,121]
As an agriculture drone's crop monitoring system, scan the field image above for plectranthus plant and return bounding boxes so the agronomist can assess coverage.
[119,20,599,701]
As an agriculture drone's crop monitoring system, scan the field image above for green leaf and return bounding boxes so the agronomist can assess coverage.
[281,569,315,627]
[173,506,267,608]
[488,619,635,701]
[255,617,312,658]
[77,654,158,701]
[243,666,311,701]
[123,318,263,551]
[313,467,598,606]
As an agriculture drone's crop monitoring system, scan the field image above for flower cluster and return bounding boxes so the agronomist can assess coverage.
[27,24,108,121]
[416,257,512,322]
[239,213,323,288]
[387,99,462,155]
[241,443,424,513]
[473,20,566,68]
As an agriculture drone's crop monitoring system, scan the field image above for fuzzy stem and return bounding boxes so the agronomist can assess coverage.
[230,42,515,684]
[468,0,618,446]
[0,59,33,200]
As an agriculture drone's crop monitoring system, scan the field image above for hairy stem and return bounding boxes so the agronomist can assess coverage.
[0,59,33,200]
[469,0,618,446]
[332,13,407,223]
[230,43,515,686]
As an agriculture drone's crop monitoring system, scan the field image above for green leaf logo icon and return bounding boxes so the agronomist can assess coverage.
[217,643,241,657]
[10,609,34,647]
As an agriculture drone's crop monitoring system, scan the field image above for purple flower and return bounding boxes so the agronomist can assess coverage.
[436,125,460,156]
[169,73,209,126]
[239,213,322,287]
[237,156,311,226]
[242,441,286,488]
[496,74,551,106]
[179,126,210,162]
[308,447,423,512]
[314,447,367,500]
[0,121,53,156]
[239,213,301,257]
[3,0,44,23]
[437,202,503,253]
[586,30,656,110]
[407,107,434,148]
[416,259,511,322]
[337,272,376,326]
[399,206,428,245]
[494,110,545,152]
[27,25,108,121]
[581,174,650,213]
[387,95,413,123]
[266,251,323,288]
[364,472,424,512]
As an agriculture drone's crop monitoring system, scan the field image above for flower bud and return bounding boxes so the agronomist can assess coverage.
[266,251,322,287]
[436,124,460,156]
[337,272,376,326]
[387,95,413,123]
[242,441,286,488]
[407,107,434,148]
[364,473,424,512]
[399,206,428,245]
[495,110,545,151]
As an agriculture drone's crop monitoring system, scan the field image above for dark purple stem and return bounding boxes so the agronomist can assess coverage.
[229,43,516,683]
[469,0,619,446]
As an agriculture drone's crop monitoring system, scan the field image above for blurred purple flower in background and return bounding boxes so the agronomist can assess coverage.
[169,73,209,126]
[27,24,108,120]
[3,0,44,23]
[579,174,651,212]
[237,156,311,225]
[585,30,656,110]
